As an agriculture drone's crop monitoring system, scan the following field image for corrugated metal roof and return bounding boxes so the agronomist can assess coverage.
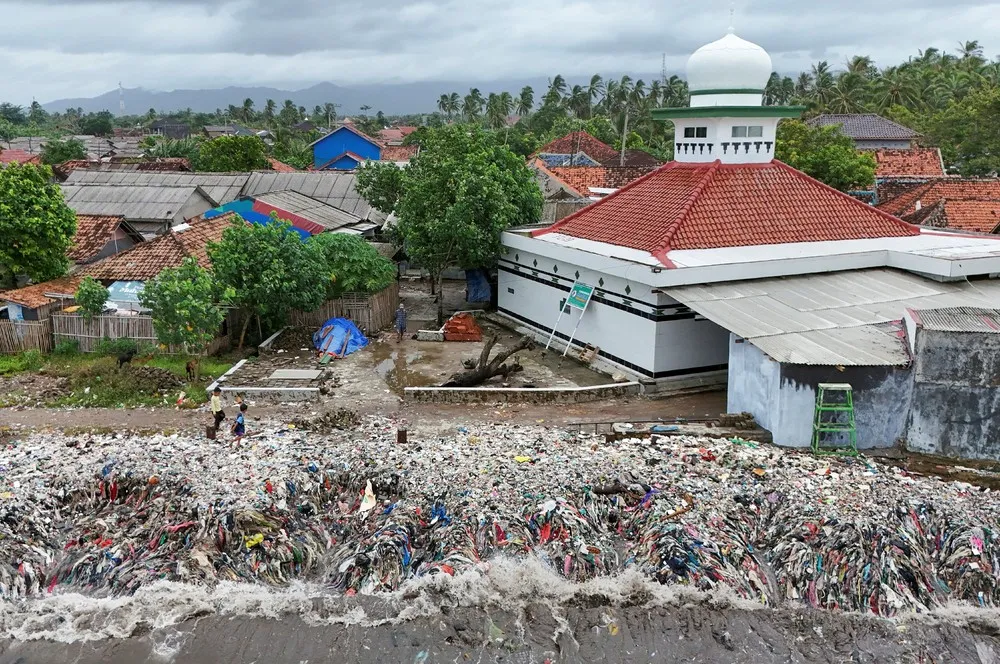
[914,307,1000,333]
[60,184,209,221]
[241,172,386,223]
[253,190,361,231]
[64,171,249,204]
[750,324,910,366]
[667,268,1000,365]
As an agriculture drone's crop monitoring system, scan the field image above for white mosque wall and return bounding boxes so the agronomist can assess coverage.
[497,242,731,378]
[672,117,780,165]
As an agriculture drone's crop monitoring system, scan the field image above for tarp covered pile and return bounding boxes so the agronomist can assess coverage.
[1,419,999,616]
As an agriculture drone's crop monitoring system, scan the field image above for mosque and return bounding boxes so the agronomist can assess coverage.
[497,29,1000,455]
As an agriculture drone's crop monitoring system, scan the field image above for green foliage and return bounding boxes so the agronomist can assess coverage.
[543,116,617,146]
[208,217,329,346]
[0,163,77,287]
[309,233,396,298]
[0,350,43,375]
[393,125,541,320]
[53,339,80,355]
[776,120,877,192]
[143,136,201,162]
[79,111,114,137]
[0,119,15,145]
[139,257,230,352]
[0,103,26,125]
[925,86,1000,176]
[355,161,404,214]
[40,138,86,165]
[74,276,109,320]
[195,135,269,171]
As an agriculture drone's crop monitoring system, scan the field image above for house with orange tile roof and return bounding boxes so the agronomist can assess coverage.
[876,178,1000,234]
[498,29,1000,453]
[0,149,41,166]
[68,214,145,268]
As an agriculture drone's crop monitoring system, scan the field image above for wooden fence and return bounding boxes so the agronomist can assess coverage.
[51,313,229,355]
[0,319,53,354]
[287,283,400,333]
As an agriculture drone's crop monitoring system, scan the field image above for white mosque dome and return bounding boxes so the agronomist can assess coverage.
[686,32,772,93]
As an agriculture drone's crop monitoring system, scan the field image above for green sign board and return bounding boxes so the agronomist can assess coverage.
[566,282,595,310]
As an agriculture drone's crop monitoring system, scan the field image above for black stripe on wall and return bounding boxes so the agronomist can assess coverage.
[499,265,697,323]
[497,307,728,379]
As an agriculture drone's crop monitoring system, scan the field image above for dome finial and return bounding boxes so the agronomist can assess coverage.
[728,2,736,33]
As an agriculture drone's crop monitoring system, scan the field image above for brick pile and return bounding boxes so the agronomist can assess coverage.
[442,313,483,342]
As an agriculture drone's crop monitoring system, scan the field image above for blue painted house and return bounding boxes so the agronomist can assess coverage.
[310,125,382,170]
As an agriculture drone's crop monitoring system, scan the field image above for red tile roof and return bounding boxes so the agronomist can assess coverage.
[380,144,419,162]
[68,214,134,262]
[537,132,620,164]
[378,126,418,143]
[878,179,1000,217]
[874,148,944,178]
[531,160,585,199]
[0,276,83,309]
[83,212,240,281]
[267,158,298,172]
[533,160,919,265]
[906,198,1000,234]
[546,164,658,194]
[0,149,41,165]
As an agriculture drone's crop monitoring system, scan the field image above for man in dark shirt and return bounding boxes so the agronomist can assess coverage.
[395,304,407,343]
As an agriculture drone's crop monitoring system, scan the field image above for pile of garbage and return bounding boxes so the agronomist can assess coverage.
[290,408,360,432]
[1,418,999,617]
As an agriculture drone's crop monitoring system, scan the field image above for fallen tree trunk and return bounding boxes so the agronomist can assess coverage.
[441,335,534,387]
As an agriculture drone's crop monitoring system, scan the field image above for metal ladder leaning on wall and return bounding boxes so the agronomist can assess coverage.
[811,383,858,456]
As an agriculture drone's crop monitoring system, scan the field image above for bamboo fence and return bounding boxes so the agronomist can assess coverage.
[0,319,53,354]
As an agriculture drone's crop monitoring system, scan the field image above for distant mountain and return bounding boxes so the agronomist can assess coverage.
[41,76,664,117]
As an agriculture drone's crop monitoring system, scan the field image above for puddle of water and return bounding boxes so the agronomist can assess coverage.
[369,343,440,393]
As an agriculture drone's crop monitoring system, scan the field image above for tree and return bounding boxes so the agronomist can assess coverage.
[74,276,109,321]
[775,120,877,192]
[462,88,484,122]
[0,119,14,148]
[263,99,277,124]
[0,103,26,125]
[516,86,534,116]
[79,111,114,136]
[195,135,269,171]
[391,125,541,323]
[0,164,77,288]
[355,161,404,214]
[928,86,1000,175]
[309,233,396,298]
[27,101,48,125]
[208,217,328,348]
[40,138,87,165]
[139,257,229,353]
[242,98,256,124]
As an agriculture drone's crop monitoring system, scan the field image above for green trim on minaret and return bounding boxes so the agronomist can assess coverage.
[688,88,765,96]
[652,106,805,120]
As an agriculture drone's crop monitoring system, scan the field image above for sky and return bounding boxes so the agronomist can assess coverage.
[2,0,999,104]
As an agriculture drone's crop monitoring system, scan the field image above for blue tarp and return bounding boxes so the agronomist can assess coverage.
[313,317,368,357]
[465,269,491,303]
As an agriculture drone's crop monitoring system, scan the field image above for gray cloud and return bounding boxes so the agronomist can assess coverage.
[0,0,998,103]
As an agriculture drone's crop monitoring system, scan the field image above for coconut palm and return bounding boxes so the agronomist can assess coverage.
[809,61,836,105]
[462,88,484,122]
[263,99,276,124]
[846,56,876,79]
[588,75,605,114]
[241,98,255,123]
[568,85,590,118]
[873,67,920,110]
[827,73,868,113]
[544,75,567,106]
[516,86,534,116]
[437,94,451,119]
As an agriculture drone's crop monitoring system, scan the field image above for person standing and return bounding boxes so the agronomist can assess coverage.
[210,387,226,435]
[395,303,407,343]
[232,403,248,446]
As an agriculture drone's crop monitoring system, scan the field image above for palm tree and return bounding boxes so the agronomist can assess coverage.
[323,102,338,127]
[462,88,484,122]
[485,93,505,129]
[794,72,813,100]
[827,73,868,113]
[437,94,451,120]
[263,99,276,124]
[545,75,567,106]
[873,67,920,110]
[809,61,836,106]
[568,85,590,117]
[664,75,688,107]
[241,98,255,124]
[647,80,663,109]
[446,93,460,121]
[958,40,984,60]
[516,86,534,116]
[588,74,605,115]
[846,55,876,78]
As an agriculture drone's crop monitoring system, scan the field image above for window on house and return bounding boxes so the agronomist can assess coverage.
[683,127,708,138]
[732,126,764,138]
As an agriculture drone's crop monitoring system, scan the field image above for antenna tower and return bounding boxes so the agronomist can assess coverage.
[661,53,667,84]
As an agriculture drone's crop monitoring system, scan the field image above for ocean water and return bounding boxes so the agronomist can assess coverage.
[2,558,1000,663]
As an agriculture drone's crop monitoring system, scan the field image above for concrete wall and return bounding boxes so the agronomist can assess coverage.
[727,334,912,448]
[907,330,1000,459]
[174,191,214,226]
[497,243,729,378]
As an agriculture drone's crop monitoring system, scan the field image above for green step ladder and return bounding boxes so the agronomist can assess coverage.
[811,383,858,456]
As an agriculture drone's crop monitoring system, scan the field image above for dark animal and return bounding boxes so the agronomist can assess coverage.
[186,359,199,381]
[117,349,136,369]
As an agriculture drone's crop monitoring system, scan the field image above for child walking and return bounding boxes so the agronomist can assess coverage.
[210,387,226,436]
[231,403,248,445]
